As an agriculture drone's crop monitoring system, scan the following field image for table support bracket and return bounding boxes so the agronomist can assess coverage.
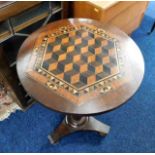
[48,115,110,144]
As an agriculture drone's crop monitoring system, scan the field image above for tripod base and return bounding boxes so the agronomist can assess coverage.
[48,115,110,144]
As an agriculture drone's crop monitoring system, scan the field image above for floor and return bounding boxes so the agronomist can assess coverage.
[0,1,155,153]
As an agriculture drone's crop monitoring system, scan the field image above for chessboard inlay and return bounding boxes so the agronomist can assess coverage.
[41,27,119,90]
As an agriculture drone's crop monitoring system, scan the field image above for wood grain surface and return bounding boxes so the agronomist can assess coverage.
[72,1,148,34]
[17,19,144,115]
[0,1,41,22]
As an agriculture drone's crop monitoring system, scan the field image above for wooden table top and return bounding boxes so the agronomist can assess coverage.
[17,19,144,115]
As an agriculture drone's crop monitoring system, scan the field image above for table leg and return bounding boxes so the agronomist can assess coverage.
[148,21,155,34]
[48,115,110,144]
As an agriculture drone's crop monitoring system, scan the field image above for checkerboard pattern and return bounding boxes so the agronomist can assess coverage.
[42,29,119,89]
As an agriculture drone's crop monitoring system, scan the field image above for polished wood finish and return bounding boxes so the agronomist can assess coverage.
[0,1,67,108]
[72,1,149,34]
[0,1,41,22]
[0,1,65,43]
[62,2,69,19]
[48,115,110,144]
[0,1,14,8]
[17,19,144,115]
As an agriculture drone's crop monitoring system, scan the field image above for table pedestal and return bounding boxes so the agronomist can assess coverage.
[48,115,110,144]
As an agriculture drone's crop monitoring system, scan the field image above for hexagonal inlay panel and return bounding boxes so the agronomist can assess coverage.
[42,29,119,89]
[28,24,121,97]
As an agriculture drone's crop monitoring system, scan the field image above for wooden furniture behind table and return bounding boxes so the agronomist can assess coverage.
[0,46,22,106]
[71,1,149,35]
[0,1,68,109]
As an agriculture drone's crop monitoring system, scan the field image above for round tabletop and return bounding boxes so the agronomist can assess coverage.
[17,18,144,115]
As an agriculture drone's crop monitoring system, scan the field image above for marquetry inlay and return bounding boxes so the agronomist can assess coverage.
[27,23,123,102]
